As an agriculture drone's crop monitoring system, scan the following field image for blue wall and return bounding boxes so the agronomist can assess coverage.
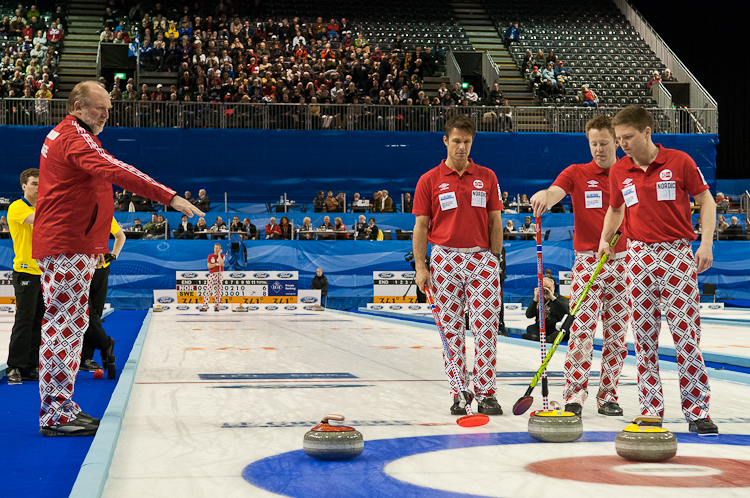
[1,239,746,310]
[0,127,717,202]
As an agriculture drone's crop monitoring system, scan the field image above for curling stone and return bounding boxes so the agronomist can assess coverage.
[153,305,164,312]
[233,305,248,312]
[303,414,364,460]
[312,305,325,312]
[528,401,583,443]
[615,416,677,462]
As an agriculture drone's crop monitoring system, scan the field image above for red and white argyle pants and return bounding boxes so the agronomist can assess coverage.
[203,272,223,305]
[430,246,500,401]
[38,253,96,427]
[627,239,710,421]
[563,253,629,407]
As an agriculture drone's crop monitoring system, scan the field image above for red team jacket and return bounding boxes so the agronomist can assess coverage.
[33,116,177,259]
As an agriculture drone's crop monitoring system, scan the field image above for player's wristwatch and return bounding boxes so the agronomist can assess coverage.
[104,253,117,263]
[492,252,503,264]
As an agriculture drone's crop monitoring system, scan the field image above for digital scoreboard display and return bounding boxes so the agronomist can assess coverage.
[175,271,298,304]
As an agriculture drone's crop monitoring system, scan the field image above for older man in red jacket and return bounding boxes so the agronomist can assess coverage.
[33,81,203,436]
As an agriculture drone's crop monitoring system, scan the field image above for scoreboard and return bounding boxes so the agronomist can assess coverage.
[0,271,15,306]
[175,270,298,304]
[372,271,417,303]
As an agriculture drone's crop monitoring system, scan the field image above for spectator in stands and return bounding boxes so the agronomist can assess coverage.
[313,190,326,212]
[724,216,745,240]
[335,191,346,212]
[392,33,403,53]
[175,214,194,239]
[184,191,196,205]
[35,82,51,100]
[716,215,729,235]
[279,216,293,240]
[534,50,546,69]
[142,213,167,239]
[519,216,535,233]
[311,268,328,303]
[402,192,413,213]
[324,189,339,212]
[210,216,228,239]
[465,85,478,103]
[553,79,567,99]
[504,21,520,49]
[299,217,315,240]
[504,219,517,240]
[522,276,570,343]
[529,66,542,85]
[520,49,533,75]
[354,214,368,239]
[487,83,503,106]
[647,71,661,90]
[196,189,210,212]
[374,190,393,212]
[538,78,554,100]
[0,215,9,232]
[554,61,569,82]
[451,82,465,104]
[1,16,10,39]
[334,217,349,240]
[193,218,208,239]
[365,217,380,240]
[576,84,598,107]
[317,215,334,240]
[663,69,677,82]
[264,216,281,239]
[100,26,114,42]
[546,49,558,65]
[542,62,556,85]
[242,218,257,240]
[355,32,369,53]
[715,192,729,214]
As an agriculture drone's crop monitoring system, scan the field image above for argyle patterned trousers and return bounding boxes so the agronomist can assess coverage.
[430,246,500,401]
[38,253,96,427]
[203,272,223,306]
[563,254,629,407]
[627,239,710,421]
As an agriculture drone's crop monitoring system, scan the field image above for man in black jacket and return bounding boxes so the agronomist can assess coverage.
[311,268,328,306]
[175,214,194,239]
[522,276,569,342]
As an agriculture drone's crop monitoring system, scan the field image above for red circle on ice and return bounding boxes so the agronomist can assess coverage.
[527,456,750,487]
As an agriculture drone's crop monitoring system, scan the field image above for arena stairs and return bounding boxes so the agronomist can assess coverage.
[451,1,548,131]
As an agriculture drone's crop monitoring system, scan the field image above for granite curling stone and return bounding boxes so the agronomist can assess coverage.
[528,405,583,443]
[303,414,364,460]
[615,422,677,462]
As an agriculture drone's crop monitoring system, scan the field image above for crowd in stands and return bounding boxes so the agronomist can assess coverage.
[91,2,515,130]
[313,189,411,213]
[0,3,65,102]
[508,21,676,107]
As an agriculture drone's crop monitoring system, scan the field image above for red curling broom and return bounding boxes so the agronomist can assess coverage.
[425,286,490,428]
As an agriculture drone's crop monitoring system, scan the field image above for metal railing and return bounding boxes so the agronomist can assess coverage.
[482,50,500,93]
[653,81,673,109]
[446,50,462,87]
[0,99,717,134]
[613,0,717,111]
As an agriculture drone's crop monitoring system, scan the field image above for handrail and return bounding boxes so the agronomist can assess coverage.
[0,99,718,134]
[446,50,462,86]
[482,50,500,94]
[652,81,672,109]
[613,0,717,110]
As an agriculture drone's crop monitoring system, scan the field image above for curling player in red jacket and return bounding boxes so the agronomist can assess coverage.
[33,81,204,437]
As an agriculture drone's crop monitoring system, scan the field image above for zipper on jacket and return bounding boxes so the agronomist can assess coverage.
[85,203,99,235]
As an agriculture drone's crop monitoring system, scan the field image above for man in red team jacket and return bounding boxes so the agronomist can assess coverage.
[413,114,505,417]
[530,115,629,418]
[599,105,718,436]
[33,81,203,436]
